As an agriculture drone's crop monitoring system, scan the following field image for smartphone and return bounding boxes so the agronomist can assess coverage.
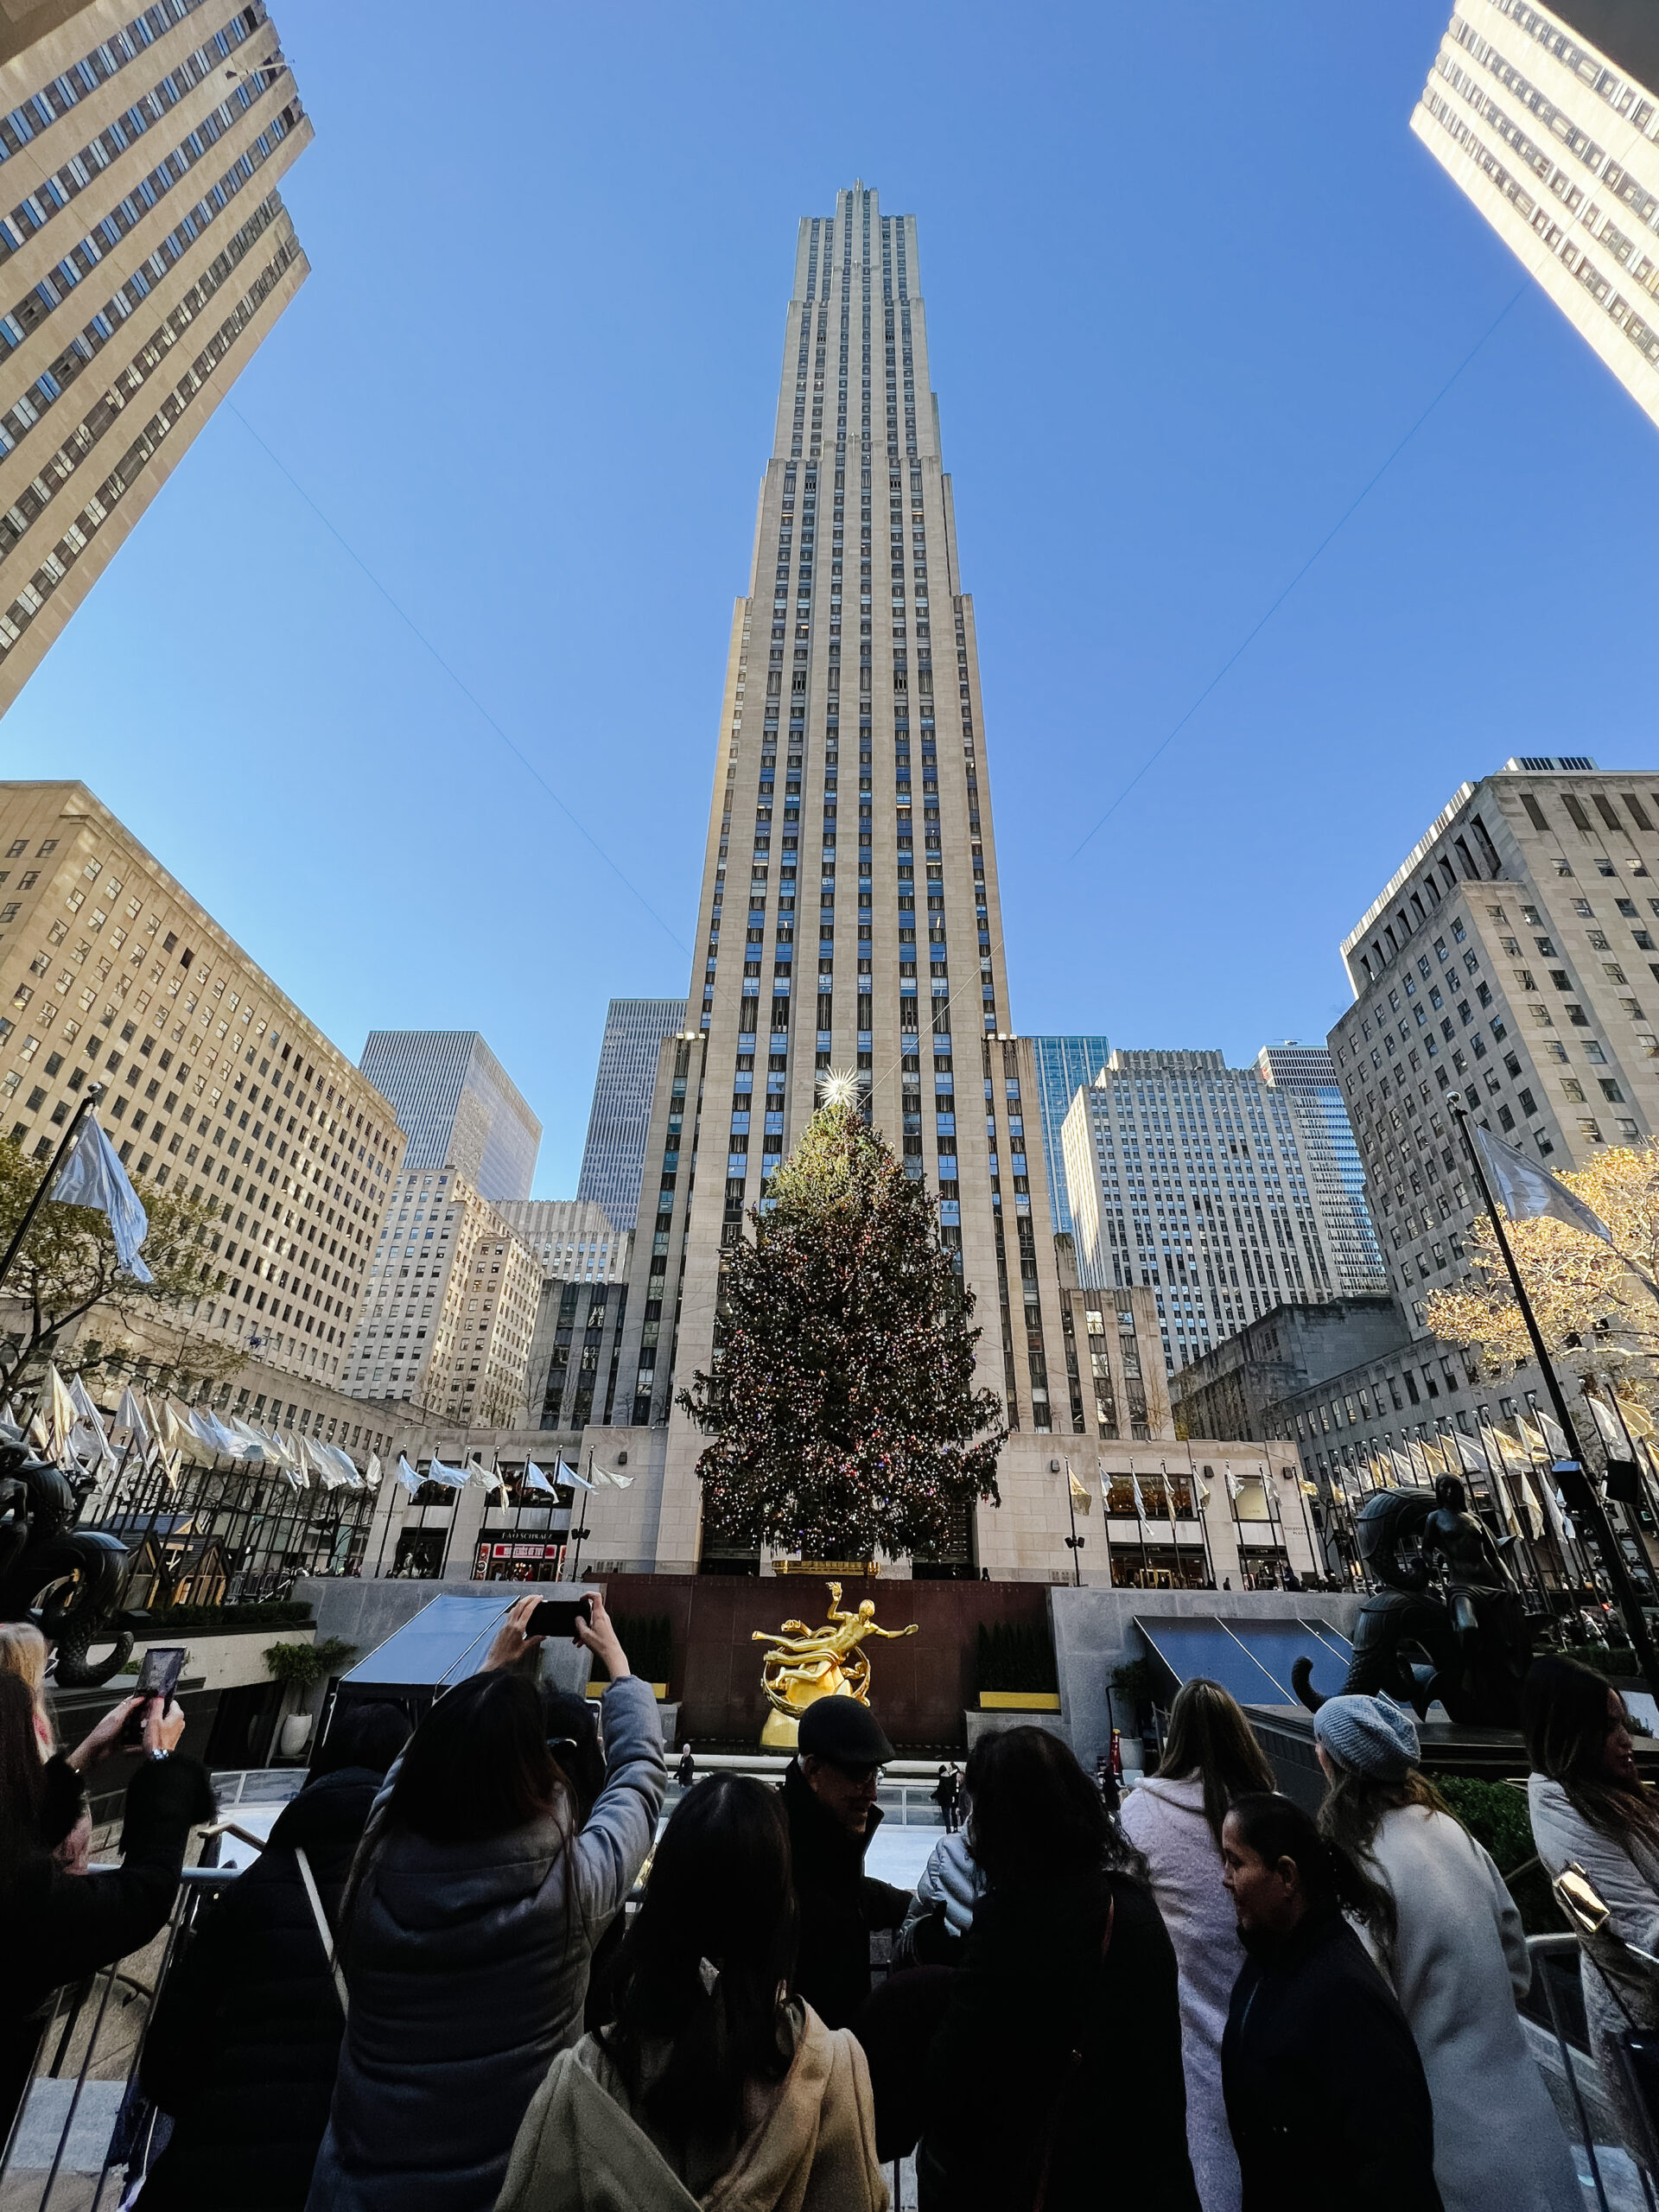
[118,1645,187,1745]
[524,1596,592,1640]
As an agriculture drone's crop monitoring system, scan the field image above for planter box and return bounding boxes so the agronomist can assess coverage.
[978,1690,1061,1712]
[587,1681,671,1700]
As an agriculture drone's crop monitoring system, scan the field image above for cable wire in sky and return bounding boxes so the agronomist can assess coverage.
[224,399,690,955]
[1067,282,1530,862]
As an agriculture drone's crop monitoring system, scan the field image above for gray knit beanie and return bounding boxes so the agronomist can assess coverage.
[1313,1692,1420,1781]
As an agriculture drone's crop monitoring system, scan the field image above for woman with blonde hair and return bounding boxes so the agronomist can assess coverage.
[1118,1676,1275,2212]
[0,1622,53,1756]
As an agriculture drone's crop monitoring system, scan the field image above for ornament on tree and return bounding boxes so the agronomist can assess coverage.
[677,1097,1006,1561]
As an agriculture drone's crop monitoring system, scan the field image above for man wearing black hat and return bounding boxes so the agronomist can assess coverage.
[783,1697,913,2029]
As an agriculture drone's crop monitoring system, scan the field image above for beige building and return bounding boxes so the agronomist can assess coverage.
[0,0,310,713]
[345,1165,541,1428]
[1414,0,1659,430]
[1330,756,1659,1327]
[494,1198,627,1284]
[0,780,404,1389]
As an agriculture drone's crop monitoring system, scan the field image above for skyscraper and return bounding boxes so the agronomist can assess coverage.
[1030,1034,1112,1235]
[1255,1044,1388,1300]
[576,997,686,1231]
[0,2,311,714]
[595,183,1071,1576]
[1414,0,1659,431]
[358,1031,540,1202]
[1329,755,1659,1329]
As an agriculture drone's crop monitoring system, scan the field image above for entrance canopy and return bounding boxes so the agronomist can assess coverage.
[1133,1615,1353,1707]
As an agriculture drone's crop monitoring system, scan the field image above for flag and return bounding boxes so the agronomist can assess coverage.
[115,1387,149,1449]
[1068,1465,1092,1516]
[1536,1409,1573,1462]
[395,1454,423,1497]
[46,1363,77,1465]
[425,1455,468,1491]
[593,1460,632,1490]
[1519,1419,1550,1462]
[523,1461,556,1496]
[560,1460,595,1491]
[1129,1473,1147,1522]
[1586,1395,1631,1456]
[1452,1432,1488,1479]
[49,1113,154,1281]
[1472,1123,1612,1245]
[1224,1465,1240,1502]
[365,1452,383,1490]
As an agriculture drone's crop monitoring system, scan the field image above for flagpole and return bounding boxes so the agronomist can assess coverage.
[0,1084,105,1300]
[1453,1101,1659,1702]
[1063,1457,1082,1586]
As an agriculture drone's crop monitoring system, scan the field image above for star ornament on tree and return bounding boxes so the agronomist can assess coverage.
[817,1066,862,1111]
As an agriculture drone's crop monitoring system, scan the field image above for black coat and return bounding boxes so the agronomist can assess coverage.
[1222,1904,1444,2212]
[920,1870,1201,2212]
[780,1759,912,2031]
[0,1752,214,2139]
[137,1765,386,2212]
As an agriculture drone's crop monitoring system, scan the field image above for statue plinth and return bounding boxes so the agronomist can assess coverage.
[753,1579,918,1750]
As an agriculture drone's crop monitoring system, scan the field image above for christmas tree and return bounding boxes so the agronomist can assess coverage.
[677,1089,1006,1560]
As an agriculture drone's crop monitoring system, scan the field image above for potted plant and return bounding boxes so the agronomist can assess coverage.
[586,1613,672,1700]
[975,1621,1061,1712]
[264,1636,357,1757]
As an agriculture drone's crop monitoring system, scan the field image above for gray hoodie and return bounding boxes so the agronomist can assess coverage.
[305,1675,665,2212]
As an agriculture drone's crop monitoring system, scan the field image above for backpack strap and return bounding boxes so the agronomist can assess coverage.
[294,1845,349,2017]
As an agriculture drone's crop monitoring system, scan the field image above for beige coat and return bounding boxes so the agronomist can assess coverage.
[493,2003,887,2212]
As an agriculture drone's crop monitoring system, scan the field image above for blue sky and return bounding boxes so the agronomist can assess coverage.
[8,1,1659,1195]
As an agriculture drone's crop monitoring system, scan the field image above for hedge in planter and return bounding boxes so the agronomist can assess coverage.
[263,1637,357,1692]
[975,1620,1058,1697]
[590,1613,672,1687]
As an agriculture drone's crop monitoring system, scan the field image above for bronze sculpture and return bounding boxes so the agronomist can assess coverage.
[753,1579,918,1748]
[0,1435,133,1687]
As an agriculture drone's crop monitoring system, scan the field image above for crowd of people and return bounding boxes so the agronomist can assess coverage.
[2,1599,1656,2211]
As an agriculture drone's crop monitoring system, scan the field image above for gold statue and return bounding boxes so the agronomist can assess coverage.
[753,1580,918,1749]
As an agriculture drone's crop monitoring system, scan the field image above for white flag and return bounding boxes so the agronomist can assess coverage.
[523,1461,556,1496]
[365,1453,383,1490]
[115,1387,149,1450]
[1224,1464,1240,1502]
[1473,1124,1612,1245]
[593,1460,632,1490]
[426,1455,468,1491]
[396,1454,423,1496]
[565,1460,600,1491]
[1129,1473,1146,1523]
[50,1114,153,1281]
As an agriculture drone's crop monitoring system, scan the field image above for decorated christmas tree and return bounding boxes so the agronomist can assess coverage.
[677,1085,1006,1560]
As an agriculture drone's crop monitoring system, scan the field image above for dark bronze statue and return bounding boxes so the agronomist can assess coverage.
[0,1435,133,1687]
[1294,1476,1532,1726]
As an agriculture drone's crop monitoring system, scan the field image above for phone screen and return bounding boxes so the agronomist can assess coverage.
[524,1596,592,1640]
[120,1646,187,1742]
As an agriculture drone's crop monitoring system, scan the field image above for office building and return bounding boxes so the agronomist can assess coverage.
[358,1031,540,1202]
[1414,0,1659,431]
[494,1198,627,1283]
[1031,1034,1111,1235]
[1329,755,1659,1327]
[1255,1045,1388,1297]
[1060,1048,1385,1376]
[1171,1295,1411,1444]
[0,780,403,1388]
[529,1272,632,1433]
[598,184,1072,1575]
[0,1,311,714]
[344,1164,541,1427]
[576,997,686,1231]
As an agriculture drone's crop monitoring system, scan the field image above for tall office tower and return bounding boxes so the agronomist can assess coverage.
[1330,755,1659,1330]
[0,2,310,714]
[1414,0,1659,430]
[1255,1045,1388,1298]
[345,1163,541,1426]
[494,1198,626,1284]
[358,1031,540,1202]
[1059,1049,1357,1376]
[596,183,1071,1577]
[0,781,404,1388]
[576,997,686,1231]
[1030,1034,1111,1236]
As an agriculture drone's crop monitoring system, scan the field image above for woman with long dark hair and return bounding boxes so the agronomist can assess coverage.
[1526,1652,1659,2162]
[1220,1792,1440,2212]
[498,1773,885,2211]
[1120,1677,1275,2212]
[1314,1692,1578,2212]
[305,1593,664,2212]
[918,1726,1198,2211]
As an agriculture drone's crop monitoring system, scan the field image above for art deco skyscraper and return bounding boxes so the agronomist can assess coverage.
[597,184,1071,1578]
[0,0,310,713]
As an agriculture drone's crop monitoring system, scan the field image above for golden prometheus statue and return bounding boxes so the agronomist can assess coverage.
[753,1580,918,1750]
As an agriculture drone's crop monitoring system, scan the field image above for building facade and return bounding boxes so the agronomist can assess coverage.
[494,1198,626,1283]
[592,184,1074,1577]
[576,997,687,1232]
[1059,1049,1367,1377]
[1255,1045,1389,1297]
[1171,1295,1413,1445]
[357,1031,540,1203]
[1329,756,1659,1328]
[0,0,310,712]
[1030,1033,1112,1235]
[1414,0,1659,431]
[0,781,404,1391]
[527,1273,632,1435]
[343,1164,541,1427]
